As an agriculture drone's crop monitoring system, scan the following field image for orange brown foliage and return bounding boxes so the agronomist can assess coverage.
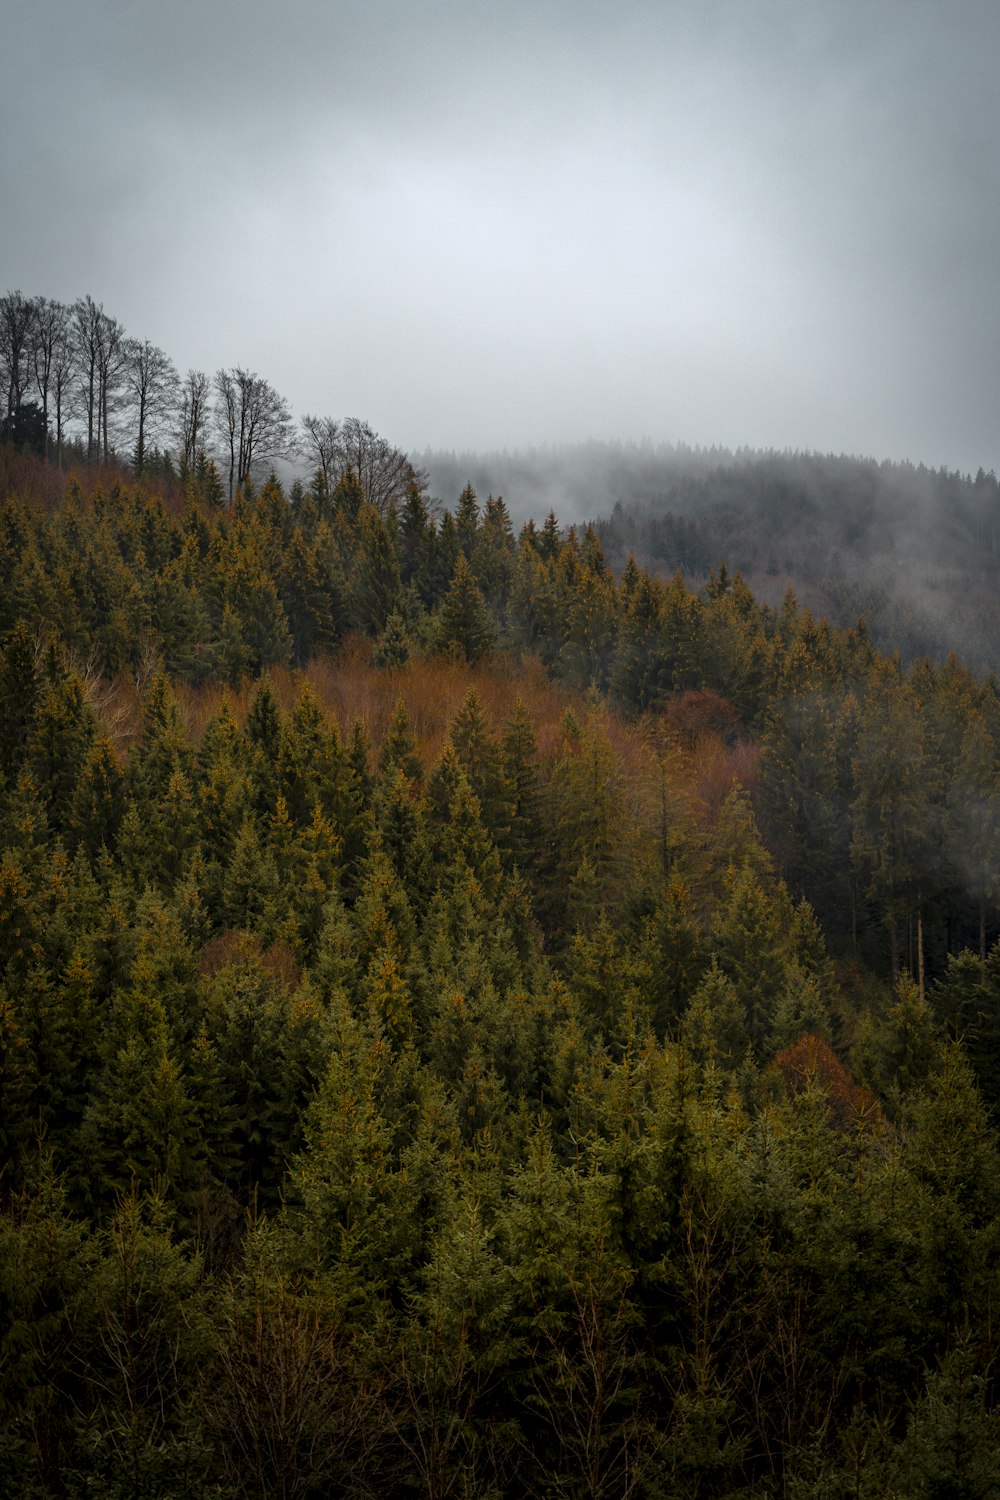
[0,450,186,513]
[198,928,301,991]
[691,734,761,825]
[768,1033,880,1133]
[169,640,769,886]
[663,688,745,750]
[0,448,71,510]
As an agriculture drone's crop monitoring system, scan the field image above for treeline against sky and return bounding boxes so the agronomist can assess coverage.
[0,288,420,508]
[4,449,1000,1492]
[7,284,1000,674]
[424,442,1000,672]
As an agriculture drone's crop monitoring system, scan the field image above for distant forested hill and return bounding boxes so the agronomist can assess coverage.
[422,443,1000,670]
[5,439,1000,1494]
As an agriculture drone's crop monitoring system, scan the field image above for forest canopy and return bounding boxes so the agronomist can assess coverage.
[4,290,1000,1496]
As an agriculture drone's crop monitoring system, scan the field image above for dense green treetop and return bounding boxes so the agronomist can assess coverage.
[3,436,1000,1494]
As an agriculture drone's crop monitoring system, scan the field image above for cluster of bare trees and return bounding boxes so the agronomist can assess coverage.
[0,288,424,507]
[300,413,425,513]
[0,289,182,469]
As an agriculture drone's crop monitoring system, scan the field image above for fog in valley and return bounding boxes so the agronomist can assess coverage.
[5,0,1000,692]
[422,441,1000,672]
[10,9,1000,1493]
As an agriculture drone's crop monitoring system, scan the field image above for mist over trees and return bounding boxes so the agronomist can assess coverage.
[7,290,1000,1493]
[7,283,1000,677]
[423,442,1000,672]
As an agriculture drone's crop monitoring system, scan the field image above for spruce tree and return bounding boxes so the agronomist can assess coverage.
[437,553,493,663]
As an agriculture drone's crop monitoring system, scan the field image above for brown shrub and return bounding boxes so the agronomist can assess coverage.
[768,1033,881,1134]
[663,688,744,751]
[198,928,301,991]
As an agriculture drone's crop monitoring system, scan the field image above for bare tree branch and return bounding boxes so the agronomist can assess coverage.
[215,367,294,500]
[122,337,179,472]
[300,413,426,514]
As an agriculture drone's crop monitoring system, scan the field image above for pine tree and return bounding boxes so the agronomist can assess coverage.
[26,668,96,832]
[276,684,334,821]
[437,553,493,663]
[423,746,502,900]
[372,607,410,669]
[352,842,419,975]
[229,555,293,673]
[711,863,796,1047]
[364,945,414,1044]
[474,493,516,613]
[399,483,438,601]
[449,687,510,847]
[683,960,748,1076]
[84,1190,213,1495]
[900,1336,1000,1499]
[279,530,342,665]
[203,948,323,1208]
[498,697,545,881]
[350,503,403,636]
[373,763,428,897]
[0,620,39,781]
[549,704,623,916]
[558,525,619,689]
[81,976,198,1208]
[282,1022,420,1310]
[70,735,124,857]
[637,873,706,1036]
[244,674,283,815]
[128,673,193,810]
[455,482,480,556]
[610,571,669,716]
[377,695,423,787]
[0,1152,100,1493]
[222,817,281,934]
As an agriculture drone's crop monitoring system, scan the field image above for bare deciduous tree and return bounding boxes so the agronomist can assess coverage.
[340,415,427,513]
[72,295,102,461]
[299,413,340,495]
[300,413,426,514]
[95,309,125,463]
[0,289,36,421]
[50,310,76,469]
[215,366,294,500]
[207,1256,387,1498]
[30,297,71,462]
[177,368,212,473]
[72,295,125,463]
[122,337,179,472]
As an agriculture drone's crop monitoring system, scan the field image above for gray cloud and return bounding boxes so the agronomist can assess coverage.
[3,0,999,471]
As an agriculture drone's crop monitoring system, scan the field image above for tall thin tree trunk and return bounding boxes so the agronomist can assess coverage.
[86,370,95,462]
[101,379,110,463]
[851,880,857,956]
[917,907,925,1005]
[660,769,669,880]
[907,912,913,977]
[980,899,987,963]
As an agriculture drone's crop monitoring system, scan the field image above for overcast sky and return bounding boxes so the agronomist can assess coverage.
[3,0,999,474]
